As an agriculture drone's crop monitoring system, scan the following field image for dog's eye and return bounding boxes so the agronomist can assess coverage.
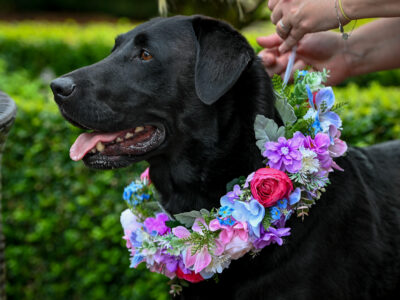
[140,50,153,61]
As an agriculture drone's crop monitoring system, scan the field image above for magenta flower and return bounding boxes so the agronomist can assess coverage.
[144,213,170,235]
[263,133,304,173]
[299,132,332,171]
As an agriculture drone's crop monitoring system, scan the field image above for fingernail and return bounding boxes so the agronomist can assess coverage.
[279,45,287,54]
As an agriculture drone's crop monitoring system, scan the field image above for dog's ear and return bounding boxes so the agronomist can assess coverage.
[191,16,253,105]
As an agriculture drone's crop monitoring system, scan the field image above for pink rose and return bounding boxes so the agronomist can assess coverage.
[250,168,293,207]
[224,236,253,260]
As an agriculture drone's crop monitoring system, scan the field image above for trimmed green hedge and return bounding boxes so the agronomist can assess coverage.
[1,21,400,86]
[0,21,399,300]
[0,21,135,77]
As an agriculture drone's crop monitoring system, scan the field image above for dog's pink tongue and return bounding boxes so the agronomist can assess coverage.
[70,132,121,161]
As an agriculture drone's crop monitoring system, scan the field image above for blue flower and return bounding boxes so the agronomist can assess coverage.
[298,70,308,77]
[277,199,287,209]
[270,207,281,220]
[217,216,236,226]
[218,205,234,218]
[305,85,342,134]
[130,253,145,268]
[289,188,301,205]
[220,196,265,237]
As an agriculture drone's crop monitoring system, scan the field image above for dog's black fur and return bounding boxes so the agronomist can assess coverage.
[51,16,400,299]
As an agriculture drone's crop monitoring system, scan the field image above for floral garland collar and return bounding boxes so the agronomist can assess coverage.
[120,70,347,291]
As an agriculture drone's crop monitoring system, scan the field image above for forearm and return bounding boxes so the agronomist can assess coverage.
[344,18,400,77]
[343,0,400,19]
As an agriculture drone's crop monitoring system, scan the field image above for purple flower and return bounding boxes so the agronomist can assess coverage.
[263,134,304,173]
[226,184,242,201]
[154,251,180,273]
[253,226,291,249]
[144,213,170,235]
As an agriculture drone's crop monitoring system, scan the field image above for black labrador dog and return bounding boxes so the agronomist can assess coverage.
[51,15,400,300]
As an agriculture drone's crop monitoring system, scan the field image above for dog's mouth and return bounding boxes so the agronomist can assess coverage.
[70,125,165,169]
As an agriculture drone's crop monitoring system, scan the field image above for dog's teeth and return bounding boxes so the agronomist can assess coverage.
[90,148,96,154]
[116,137,123,143]
[96,142,105,152]
[125,132,134,139]
[134,126,144,133]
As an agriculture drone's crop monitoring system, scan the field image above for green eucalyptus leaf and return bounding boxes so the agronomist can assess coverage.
[173,210,203,227]
[275,97,297,126]
[254,115,285,153]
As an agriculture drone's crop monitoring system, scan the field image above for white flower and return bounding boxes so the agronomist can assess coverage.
[299,147,320,174]
[304,108,317,121]
[205,254,231,274]
[120,209,140,230]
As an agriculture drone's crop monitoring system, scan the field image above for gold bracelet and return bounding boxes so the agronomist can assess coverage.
[338,0,352,21]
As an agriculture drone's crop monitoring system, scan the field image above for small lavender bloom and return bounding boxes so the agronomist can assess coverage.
[129,231,144,248]
[226,184,242,201]
[154,252,180,273]
[243,172,255,188]
[270,207,281,220]
[253,226,291,249]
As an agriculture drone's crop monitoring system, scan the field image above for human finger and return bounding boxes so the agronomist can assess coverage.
[268,0,279,11]
[276,19,291,39]
[270,5,283,24]
[279,26,305,53]
[258,50,277,67]
[262,51,290,76]
[256,34,283,49]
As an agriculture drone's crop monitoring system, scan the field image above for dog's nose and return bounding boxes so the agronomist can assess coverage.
[50,77,76,100]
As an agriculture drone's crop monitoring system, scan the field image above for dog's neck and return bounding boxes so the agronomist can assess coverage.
[148,60,278,215]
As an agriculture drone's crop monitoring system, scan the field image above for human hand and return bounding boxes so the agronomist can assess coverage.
[268,0,349,53]
[257,31,352,85]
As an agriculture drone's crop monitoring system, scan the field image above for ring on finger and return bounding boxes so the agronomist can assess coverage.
[279,19,290,32]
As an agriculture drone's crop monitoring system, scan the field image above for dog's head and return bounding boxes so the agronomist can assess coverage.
[51,16,267,170]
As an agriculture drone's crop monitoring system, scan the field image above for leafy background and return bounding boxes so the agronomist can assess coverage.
[0,10,399,300]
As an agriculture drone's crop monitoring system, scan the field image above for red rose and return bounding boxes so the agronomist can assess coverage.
[250,167,293,207]
[176,267,204,283]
